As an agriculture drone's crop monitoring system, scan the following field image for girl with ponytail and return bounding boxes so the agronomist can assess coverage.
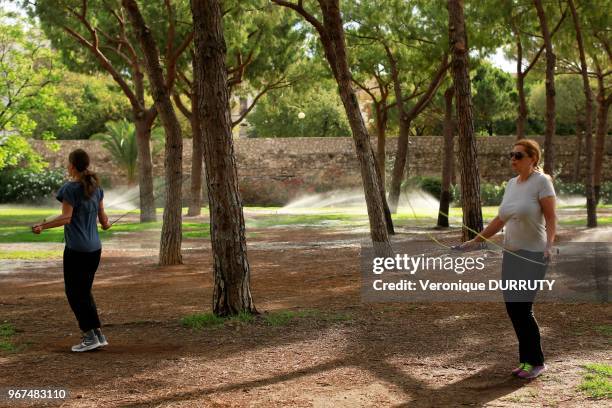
[32,149,111,352]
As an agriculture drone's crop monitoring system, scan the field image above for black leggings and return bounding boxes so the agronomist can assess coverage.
[502,249,547,366]
[63,247,102,332]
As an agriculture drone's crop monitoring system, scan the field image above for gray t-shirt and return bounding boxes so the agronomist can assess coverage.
[56,181,104,252]
[498,172,556,252]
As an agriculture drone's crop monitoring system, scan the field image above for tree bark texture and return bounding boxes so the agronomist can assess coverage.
[192,0,256,315]
[438,86,455,228]
[124,0,184,264]
[533,0,556,175]
[568,0,596,227]
[448,0,483,241]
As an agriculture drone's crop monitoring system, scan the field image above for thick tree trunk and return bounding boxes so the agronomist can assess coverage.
[448,0,483,241]
[187,65,204,217]
[438,86,455,228]
[594,68,610,204]
[192,0,255,315]
[124,0,184,264]
[568,0,596,227]
[134,115,157,222]
[533,0,556,175]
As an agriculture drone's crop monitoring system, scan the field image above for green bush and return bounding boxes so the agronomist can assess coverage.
[403,176,612,206]
[554,180,612,204]
[0,169,65,204]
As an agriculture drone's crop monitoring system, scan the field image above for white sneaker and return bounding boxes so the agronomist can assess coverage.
[94,328,108,347]
[71,330,101,352]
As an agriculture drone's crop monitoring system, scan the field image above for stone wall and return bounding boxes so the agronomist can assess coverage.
[32,135,612,205]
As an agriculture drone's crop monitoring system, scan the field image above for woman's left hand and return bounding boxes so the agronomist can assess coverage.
[32,224,43,234]
[544,247,554,263]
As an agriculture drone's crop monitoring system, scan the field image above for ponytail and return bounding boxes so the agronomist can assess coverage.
[80,169,100,200]
[69,149,99,199]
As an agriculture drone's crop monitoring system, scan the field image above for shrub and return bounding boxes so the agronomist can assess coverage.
[402,176,612,207]
[553,180,612,205]
[0,168,65,204]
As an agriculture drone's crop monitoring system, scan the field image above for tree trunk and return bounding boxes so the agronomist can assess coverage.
[533,0,556,175]
[568,0,596,227]
[438,86,455,228]
[572,120,583,183]
[515,62,527,139]
[371,103,394,234]
[318,0,391,254]
[187,62,204,217]
[594,66,610,204]
[192,0,256,315]
[375,103,388,185]
[387,51,448,213]
[272,0,391,254]
[124,0,184,264]
[386,46,411,214]
[134,115,157,222]
[448,0,483,241]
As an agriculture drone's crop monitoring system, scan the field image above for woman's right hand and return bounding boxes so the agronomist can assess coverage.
[454,239,483,252]
[32,224,43,234]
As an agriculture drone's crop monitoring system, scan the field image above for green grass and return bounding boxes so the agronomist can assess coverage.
[0,250,62,260]
[180,311,256,329]
[0,220,211,244]
[263,309,352,326]
[579,364,612,399]
[231,311,255,323]
[559,217,612,227]
[595,325,612,336]
[180,313,225,329]
[0,323,16,352]
[246,213,368,229]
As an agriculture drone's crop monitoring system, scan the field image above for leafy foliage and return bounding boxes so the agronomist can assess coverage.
[247,76,351,137]
[0,168,65,204]
[0,12,75,138]
[92,120,164,184]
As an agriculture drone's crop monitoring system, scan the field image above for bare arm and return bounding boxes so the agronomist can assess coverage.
[98,199,111,230]
[540,196,556,258]
[473,216,506,243]
[32,201,73,234]
[457,215,506,250]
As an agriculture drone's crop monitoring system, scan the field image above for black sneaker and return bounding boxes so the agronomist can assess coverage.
[94,328,108,347]
[71,329,101,352]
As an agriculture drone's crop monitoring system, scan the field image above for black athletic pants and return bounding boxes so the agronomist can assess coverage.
[63,247,102,332]
[502,249,547,366]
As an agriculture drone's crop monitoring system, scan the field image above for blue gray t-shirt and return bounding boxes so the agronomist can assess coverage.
[56,181,104,252]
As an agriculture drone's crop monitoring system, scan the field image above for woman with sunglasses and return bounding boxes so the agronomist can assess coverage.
[32,149,111,352]
[457,139,556,379]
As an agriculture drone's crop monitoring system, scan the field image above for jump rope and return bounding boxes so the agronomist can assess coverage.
[29,175,552,266]
[31,174,191,237]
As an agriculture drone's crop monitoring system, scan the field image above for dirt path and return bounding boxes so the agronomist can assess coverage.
[0,224,610,407]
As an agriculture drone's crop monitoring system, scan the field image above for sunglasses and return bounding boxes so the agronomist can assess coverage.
[509,151,528,160]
